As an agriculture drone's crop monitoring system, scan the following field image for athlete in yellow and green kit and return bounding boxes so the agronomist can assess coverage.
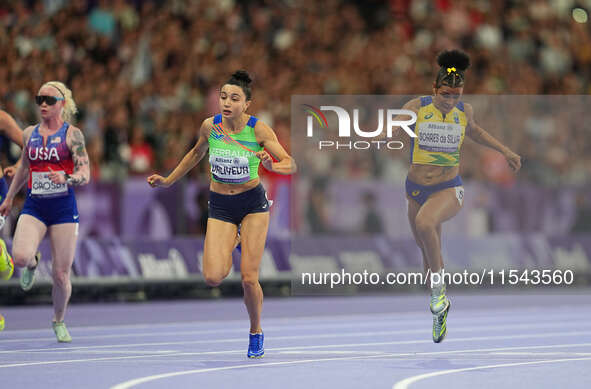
[391,50,521,343]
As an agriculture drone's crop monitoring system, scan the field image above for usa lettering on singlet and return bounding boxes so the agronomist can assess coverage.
[417,122,463,153]
[28,146,60,161]
[27,122,74,197]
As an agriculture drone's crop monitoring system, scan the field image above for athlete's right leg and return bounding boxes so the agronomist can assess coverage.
[13,215,46,290]
[0,239,14,280]
[0,177,11,330]
[202,218,238,287]
[407,197,441,275]
[12,215,46,268]
[414,188,462,274]
[408,193,454,344]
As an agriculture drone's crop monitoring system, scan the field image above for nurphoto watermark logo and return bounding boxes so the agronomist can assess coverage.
[302,104,417,151]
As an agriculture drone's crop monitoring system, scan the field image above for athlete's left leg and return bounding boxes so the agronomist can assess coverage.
[414,188,463,275]
[413,187,463,343]
[0,238,14,280]
[407,197,441,275]
[48,223,78,342]
[0,237,13,332]
[240,211,269,358]
[239,212,269,334]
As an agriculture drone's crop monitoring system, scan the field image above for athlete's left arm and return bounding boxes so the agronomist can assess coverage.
[254,121,297,175]
[465,103,521,172]
[64,126,91,185]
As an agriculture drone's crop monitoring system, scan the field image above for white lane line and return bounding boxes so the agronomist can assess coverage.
[69,350,178,355]
[0,318,436,343]
[111,354,591,389]
[0,311,423,335]
[279,351,389,355]
[3,304,588,335]
[1,321,588,354]
[25,350,179,355]
[392,357,591,389]
[109,355,393,389]
[490,352,591,356]
[273,342,591,358]
[1,333,590,368]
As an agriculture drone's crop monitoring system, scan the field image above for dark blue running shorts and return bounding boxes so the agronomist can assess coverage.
[208,184,270,225]
[405,175,463,206]
[21,188,79,226]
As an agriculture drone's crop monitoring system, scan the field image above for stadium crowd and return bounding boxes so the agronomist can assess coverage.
[1,0,590,187]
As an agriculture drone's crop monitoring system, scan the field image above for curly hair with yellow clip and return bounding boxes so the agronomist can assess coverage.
[435,50,470,88]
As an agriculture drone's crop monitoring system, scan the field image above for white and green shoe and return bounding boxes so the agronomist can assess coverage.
[52,321,72,343]
[20,252,41,291]
[430,284,450,343]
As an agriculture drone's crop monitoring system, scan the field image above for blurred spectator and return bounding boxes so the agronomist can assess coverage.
[196,190,209,235]
[480,148,515,188]
[307,177,331,234]
[128,125,154,175]
[361,191,384,235]
[0,0,589,188]
[88,0,116,38]
[571,193,591,233]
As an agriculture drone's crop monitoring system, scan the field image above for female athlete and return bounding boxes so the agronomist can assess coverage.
[393,50,521,343]
[0,81,90,342]
[148,70,296,358]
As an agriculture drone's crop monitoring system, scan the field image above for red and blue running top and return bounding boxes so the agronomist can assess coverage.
[26,122,74,196]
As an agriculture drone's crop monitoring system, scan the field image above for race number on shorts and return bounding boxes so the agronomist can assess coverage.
[455,186,464,206]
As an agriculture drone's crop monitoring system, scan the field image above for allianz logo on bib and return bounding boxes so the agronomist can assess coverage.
[28,147,60,161]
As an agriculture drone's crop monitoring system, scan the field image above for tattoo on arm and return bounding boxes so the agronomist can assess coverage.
[69,129,90,185]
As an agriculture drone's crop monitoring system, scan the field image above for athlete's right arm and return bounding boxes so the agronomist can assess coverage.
[147,118,211,188]
[0,110,24,177]
[374,98,420,140]
[0,110,24,148]
[0,126,32,216]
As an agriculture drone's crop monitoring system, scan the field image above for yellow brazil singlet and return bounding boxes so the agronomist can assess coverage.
[410,96,467,166]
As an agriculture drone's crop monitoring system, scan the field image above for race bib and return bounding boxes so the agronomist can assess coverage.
[31,171,67,196]
[417,122,463,153]
[455,186,464,206]
[209,155,250,184]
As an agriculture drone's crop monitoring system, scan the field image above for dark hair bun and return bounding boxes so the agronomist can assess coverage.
[437,50,470,71]
[231,70,252,85]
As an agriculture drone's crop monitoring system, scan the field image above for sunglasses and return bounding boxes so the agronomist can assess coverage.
[35,95,65,106]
